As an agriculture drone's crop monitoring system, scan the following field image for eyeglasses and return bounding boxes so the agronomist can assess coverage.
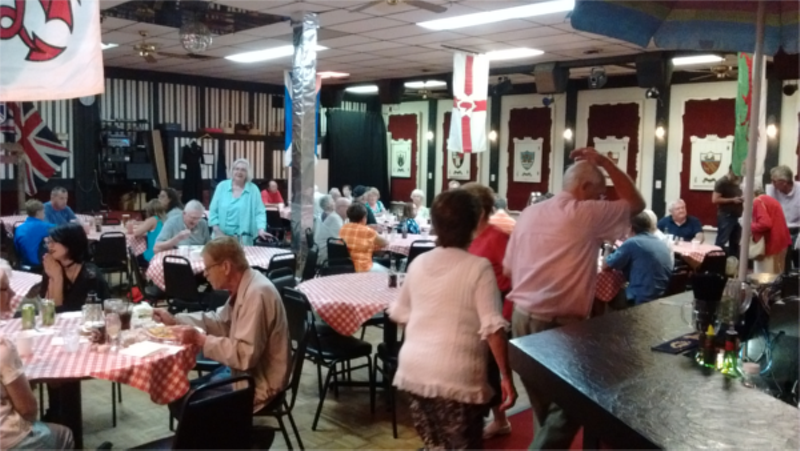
[203,262,223,275]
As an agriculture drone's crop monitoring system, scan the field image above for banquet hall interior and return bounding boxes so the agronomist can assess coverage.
[0,0,799,450]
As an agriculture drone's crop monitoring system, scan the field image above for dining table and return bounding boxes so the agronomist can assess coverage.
[87,225,148,256]
[380,234,437,256]
[4,270,43,319]
[672,241,724,269]
[0,214,93,235]
[297,272,399,336]
[146,246,292,290]
[0,314,197,448]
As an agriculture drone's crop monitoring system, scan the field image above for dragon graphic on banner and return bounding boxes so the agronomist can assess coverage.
[689,135,734,190]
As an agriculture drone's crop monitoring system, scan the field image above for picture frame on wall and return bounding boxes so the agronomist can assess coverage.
[512,137,543,183]
[447,151,471,180]
[689,135,733,191]
[593,136,629,186]
[391,139,412,178]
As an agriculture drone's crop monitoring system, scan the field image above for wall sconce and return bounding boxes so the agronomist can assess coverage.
[766,116,778,138]
[426,131,434,141]
[563,128,573,140]
[655,125,666,139]
[489,130,498,141]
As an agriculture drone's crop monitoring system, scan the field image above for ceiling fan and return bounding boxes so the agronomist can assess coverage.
[689,64,737,81]
[352,0,448,14]
[132,31,218,64]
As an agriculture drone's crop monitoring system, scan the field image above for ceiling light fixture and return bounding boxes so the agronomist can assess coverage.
[319,71,350,79]
[486,48,544,61]
[418,0,574,30]
[404,80,447,89]
[226,45,328,63]
[100,43,118,50]
[672,55,724,66]
[345,85,379,94]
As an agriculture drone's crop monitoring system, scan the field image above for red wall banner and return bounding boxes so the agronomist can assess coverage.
[586,103,640,201]
[506,107,551,210]
[388,114,418,202]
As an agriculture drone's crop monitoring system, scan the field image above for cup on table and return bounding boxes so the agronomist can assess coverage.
[421,229,429,239]
[121,214,130,227]
[16,331,34,357]
[691,240,700,250]
[62,328,81,353]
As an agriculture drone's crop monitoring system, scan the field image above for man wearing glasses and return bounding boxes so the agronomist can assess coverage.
[153,200,210,254]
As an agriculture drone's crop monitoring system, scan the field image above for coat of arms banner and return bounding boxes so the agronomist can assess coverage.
[593,136,629,186]
[689,135,734,191]
[390,139,412,178]
[447,152,471,180]
[512,137,543,183]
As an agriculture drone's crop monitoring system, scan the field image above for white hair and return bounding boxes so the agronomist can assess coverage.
[667,199,685,213]
[334,197,351,209]
[562,161,604,191]
[229,158,253,183]
[410,189,425,199]
[643,209,658,232]
[319,194,334,212]
[184,200,205,213]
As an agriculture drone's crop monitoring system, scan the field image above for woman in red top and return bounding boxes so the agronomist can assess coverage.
[461,182,513,440]
[752,189,792,274]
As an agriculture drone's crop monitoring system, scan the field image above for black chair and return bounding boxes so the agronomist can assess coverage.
[697,251,728,276]
[128,247,162,304]
[268,252,297,274]
[266,208,286,241]
[664,270,691,296]
[405,240,435,270]
[301,245,319,281]
[135,375,256,450]
[254,235,281,248]
[253,284,310,449]
[318,262,355,277]
[282,288,374,431]
[326,238,350,264]
[371,317,404,439]
[162,256,227,313]
[267,267,297,298]
[93,231,130,291]
[305,228,314,248]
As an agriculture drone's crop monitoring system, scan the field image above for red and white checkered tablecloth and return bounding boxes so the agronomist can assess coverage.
[672,241,723,268]
[146,246,292,290]
[595,268,626,302]
[0,316,196,404]
[87,225,148,256]
[298,272,399,336]
[381,235,437,256]
[3,271,43,319]
[0,214,93,235]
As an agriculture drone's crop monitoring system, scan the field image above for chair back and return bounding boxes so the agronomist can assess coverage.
[327,237,350,262]
[280,287,311,410]
[664,270,691,296]
[267,267,297,298]
[305,228,314,247]
[302,245,318,281]
[163,255,200,301]
[253,236,280,248]
[173,375,255,450]
[697,252,727,276]
[268,252,296,273]
[266,209,282,228]
[406,240,436,268]
[93,232,128,267]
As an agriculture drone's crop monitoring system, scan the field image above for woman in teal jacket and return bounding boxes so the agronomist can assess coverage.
[208,158,270,245]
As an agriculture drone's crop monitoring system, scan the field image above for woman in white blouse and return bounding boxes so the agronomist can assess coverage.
[389,189,517,450]
[410,189,429,221]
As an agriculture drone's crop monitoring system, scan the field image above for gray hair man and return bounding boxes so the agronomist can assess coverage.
[503,147,644,449]
[656,199,704,243]
[767,165,800,270]
[154,200,210,253]
[319,195,334,222]
[315,197,351,263]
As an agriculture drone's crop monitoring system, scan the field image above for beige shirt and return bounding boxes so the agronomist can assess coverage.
[177,269,290,412]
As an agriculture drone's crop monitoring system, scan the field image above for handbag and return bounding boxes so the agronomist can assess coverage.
[749,197,766,260]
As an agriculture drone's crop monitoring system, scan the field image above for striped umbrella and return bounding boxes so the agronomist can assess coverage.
[571,0,799,280]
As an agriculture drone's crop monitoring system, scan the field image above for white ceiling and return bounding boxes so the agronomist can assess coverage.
[99,0,658,86]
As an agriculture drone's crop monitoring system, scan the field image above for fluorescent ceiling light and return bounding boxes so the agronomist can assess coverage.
[672,55,724,66]
[319,71,350,79]
[486,48,544,61]
[404,80,447,89]
[225,45,327,63]
[418,0,574,30]
[101,43,118,50]
[345,85,379,94]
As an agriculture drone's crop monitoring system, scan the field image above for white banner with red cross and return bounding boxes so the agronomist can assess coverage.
[0,0,104,101]
[447,51,489,154]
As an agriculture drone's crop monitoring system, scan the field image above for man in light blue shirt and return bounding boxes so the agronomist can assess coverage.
[154,201,210,254]
[14,200,54,266]
[605,212,673,305]
[43,186,77,225]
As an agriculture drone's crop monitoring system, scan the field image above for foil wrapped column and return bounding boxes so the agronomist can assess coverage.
[289,12,318,254]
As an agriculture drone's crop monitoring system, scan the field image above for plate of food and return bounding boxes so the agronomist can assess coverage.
[144,325,180,343]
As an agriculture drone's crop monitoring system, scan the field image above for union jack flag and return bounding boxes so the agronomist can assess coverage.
[0,102,69,195]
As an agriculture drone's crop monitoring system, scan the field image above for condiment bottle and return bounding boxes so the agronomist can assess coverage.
[720,330,740,377]
[703,325,716,369]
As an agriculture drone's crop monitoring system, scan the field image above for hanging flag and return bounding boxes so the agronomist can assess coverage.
[2,102,70,195]
[284,71,322,167]
[448,51,489,153]
[0,0,104,101]
[732,52,767,183]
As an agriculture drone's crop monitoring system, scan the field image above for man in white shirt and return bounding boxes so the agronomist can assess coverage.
[767,165,800,271]
[315,197,351,263]
[503,147,644,450]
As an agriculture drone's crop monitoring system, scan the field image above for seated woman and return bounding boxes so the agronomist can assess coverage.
[410,189,429,222]
[260,179,284,206]
[132,199,166,266]
[40,223,110,313]
[389,189,517,450]
[365,187,386,216]
[402,202,420,234]
[159,187,184,220]
[209,158,270,245]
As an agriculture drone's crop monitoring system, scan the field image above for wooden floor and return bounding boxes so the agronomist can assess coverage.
[34,326,530,450]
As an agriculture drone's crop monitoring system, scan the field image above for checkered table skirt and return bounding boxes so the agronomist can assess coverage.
[146,246,292,290]
[381,235,437,256]
[298,272,399,336]
[4,270,43,319]
[673,241,723,268]
[595,269,627,302]
[0,315,196,404]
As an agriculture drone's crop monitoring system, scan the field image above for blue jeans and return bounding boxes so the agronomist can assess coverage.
[10,422,73,450]
[715,212,741,258]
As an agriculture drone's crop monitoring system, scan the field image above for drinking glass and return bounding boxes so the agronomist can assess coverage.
[421,229,429,239]
[62,328,80,353]
[105,312,122,352]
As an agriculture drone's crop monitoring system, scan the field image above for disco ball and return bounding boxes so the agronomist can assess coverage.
[180,21,212,54]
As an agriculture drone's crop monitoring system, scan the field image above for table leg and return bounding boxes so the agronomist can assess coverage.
[56,381,83,449]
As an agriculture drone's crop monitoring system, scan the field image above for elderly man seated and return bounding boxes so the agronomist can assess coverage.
[605,212,673,308]
[319,195,334,223]
[43,187,77,226]
[315,197,350,263]
[154,237,290,413]
[153,200,210,254]
[658,199,704,242]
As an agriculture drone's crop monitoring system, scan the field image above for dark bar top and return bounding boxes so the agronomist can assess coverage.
[510,292,800,450]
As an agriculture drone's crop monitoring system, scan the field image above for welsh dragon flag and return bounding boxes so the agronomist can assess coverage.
[732,52,767,182]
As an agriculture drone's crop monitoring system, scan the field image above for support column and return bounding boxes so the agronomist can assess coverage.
[488,95,501,192]
[426,99,437,205]
[290,12,318,255]
[652,86,670,218]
